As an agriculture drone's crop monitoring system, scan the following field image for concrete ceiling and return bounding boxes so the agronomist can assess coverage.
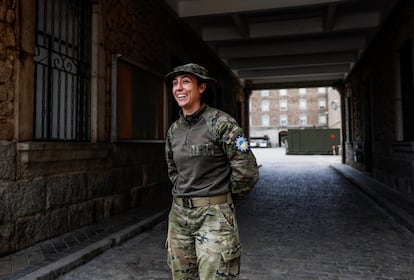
[166,0,399,89]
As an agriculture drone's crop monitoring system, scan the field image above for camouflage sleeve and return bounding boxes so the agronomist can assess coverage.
[165,127,178,185]
[217,115,259,202]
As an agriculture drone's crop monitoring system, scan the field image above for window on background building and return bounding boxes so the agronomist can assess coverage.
[318,87,327,94]
[299,88,307,95]
[262,115,270,126]
[261,100,269,111]
[318,99,327,109]
[299,115,307,126]
[299,99,307,110]
[319,114,327,125]
[261,90,269,97]
[34,0,92,141]
[279,89,287,96]
[280,115,288,127]
[280,100,288,111]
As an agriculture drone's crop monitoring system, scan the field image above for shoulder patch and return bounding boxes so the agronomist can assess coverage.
[234,134,250,152]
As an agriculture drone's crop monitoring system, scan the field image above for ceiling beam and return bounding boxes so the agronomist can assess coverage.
[324,3,336,32]
[333,12,381,31]
[247,73,346,85]
[231,15,250,39]
[245,76,343,90]
[249,17,322,38]
[238,64,349,79]
[218,36,366,58]
[203,12,380,41]
[177,0,347,17]
[228,52,356,70]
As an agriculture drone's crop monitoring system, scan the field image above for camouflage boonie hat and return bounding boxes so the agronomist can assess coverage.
[165,63,216,82]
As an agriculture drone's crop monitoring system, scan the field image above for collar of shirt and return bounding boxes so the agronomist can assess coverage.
[180,104,208,124]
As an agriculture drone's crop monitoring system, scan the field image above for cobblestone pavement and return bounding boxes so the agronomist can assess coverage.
[57,148,414,280]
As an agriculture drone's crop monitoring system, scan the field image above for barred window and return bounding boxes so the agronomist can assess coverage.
[34,0,92,141]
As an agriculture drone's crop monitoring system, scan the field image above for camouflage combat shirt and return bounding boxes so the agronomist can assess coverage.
[165,105,259,201]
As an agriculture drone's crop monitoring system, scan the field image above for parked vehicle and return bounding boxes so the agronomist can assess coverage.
[250,136,271,148]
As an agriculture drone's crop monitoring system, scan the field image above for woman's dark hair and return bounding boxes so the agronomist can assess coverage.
[197,79,215,104]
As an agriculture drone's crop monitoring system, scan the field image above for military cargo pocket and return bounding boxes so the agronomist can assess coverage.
[216,244,241,279]
[216,204,236,229]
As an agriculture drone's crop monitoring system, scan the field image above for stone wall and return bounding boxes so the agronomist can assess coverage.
[0,0,245,256]
[0,0,16,140]
[345,0,414,199]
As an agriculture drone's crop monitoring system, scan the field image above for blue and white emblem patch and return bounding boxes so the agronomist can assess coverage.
[235,135,250,152]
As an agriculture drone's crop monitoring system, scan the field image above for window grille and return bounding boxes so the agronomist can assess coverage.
[34,0,92,141]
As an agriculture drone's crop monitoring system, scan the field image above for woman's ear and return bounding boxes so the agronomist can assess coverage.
[199,82,207,94]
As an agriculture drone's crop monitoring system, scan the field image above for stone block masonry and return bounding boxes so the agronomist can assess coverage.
[0,0,16,141]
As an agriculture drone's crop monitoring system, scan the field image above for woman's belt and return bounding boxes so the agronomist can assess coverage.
[174,192,232,209]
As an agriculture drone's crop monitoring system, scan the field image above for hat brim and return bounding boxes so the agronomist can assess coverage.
[165,70,216,83]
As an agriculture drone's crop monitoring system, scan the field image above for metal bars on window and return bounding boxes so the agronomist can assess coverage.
[34,0,91,141]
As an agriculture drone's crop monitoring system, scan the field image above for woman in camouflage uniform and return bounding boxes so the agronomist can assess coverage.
[165,63,259,280]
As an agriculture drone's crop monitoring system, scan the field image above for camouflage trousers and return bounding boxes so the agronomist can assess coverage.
[167,201,241,280]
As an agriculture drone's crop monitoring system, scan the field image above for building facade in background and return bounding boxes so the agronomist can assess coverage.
[249,87,341,147]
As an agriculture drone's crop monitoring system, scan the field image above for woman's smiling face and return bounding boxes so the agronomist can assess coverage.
[172,74,206,115]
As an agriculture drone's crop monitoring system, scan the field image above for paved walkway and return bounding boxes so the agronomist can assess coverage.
[0,205,169,280]
[2,148,414,279]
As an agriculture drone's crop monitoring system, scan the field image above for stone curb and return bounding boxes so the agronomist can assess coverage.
[331,163,414,233]
[18,209,169,280]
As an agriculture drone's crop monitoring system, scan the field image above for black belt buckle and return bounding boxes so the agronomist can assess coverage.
[182,197,193,209]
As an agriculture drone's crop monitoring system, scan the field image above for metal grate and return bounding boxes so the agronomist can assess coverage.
[34,0,92,141]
